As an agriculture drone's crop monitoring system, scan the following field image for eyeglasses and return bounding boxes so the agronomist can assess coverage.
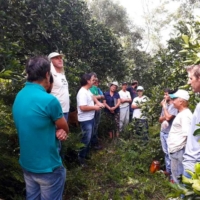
[137,90,143,92]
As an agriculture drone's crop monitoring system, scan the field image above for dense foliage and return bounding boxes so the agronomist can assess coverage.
[1,0,200,199]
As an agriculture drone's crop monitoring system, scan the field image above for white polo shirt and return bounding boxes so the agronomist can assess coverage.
[50,63,70,113]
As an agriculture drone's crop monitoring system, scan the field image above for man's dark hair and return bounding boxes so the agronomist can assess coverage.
[26,56,50,82]
[47,74,54,94]
[80,73,92,86]
[49,73,54,84]
[164,88,178,94]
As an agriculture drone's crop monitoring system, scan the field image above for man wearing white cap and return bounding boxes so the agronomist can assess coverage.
[131,86,149,140]
[167,89,192,183]
[48,52,70,121]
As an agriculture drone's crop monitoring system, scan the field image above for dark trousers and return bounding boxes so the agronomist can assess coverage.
[91,110,101,146]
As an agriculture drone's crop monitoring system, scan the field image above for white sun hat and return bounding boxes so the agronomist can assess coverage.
[48,52,64,61]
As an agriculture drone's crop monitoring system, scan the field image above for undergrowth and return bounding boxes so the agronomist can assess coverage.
[0,110,175,200]
[63,122,173,200]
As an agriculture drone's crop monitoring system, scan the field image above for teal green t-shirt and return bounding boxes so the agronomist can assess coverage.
[12,82,63,173]
[90,85,99,95]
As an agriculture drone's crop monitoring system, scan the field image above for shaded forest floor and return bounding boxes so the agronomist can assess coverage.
[0,124,176,200]
[63,125,174,200]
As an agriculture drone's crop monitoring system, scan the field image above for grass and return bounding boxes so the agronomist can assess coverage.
[63,123,173,200]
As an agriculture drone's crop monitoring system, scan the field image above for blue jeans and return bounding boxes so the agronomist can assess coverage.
[160,131,171,174]
[63,112,69,121]
[79,118,94,159]
[170,148,185,183]
[23,166,66,200]
[91,111,101,146]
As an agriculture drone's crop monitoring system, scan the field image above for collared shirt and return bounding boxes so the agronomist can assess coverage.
[12,82,63,173]
[127,86,137,100]
[104,91,120,113]
[50,63,70,113]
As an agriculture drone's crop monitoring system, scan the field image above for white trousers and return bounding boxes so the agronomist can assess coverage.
[120,106,129,132]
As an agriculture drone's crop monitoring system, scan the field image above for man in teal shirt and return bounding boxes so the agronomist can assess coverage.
[12,56,69,200]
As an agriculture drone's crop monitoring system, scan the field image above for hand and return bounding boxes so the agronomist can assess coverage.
[56,129,68,141]
[161,120,169,130]
[98,102,105,108]
[94,105,102,111]
[110,107,115,111]
[161,99,167,108]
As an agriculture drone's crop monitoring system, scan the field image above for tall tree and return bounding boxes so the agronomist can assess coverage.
[0,0,128,99]
[87,0,130,36]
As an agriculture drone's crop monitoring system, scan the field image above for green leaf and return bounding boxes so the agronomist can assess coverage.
[194,58,200,64]
[183,60,193,64]
[182,34,189,44]
[193,128,200,136]
[179,49,188,54]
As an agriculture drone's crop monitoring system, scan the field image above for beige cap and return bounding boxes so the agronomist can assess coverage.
[48,52,64,61]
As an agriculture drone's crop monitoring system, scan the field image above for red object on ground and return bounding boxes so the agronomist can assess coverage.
[150,160,160,173]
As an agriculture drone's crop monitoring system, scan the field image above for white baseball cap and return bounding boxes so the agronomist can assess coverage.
[48,52,64,60]
[169,89,190,101]
[137,86,144,91]
[109,81,119,87]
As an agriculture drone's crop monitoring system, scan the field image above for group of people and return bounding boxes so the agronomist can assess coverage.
[12,52,200,199]
[76,73,151,166]
[159,65,200,185]
[12,52,150,199]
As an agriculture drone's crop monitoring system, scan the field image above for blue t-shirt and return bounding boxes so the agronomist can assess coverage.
[104,91,120,113]
[98,88,103,95]
[12,82,63,173]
